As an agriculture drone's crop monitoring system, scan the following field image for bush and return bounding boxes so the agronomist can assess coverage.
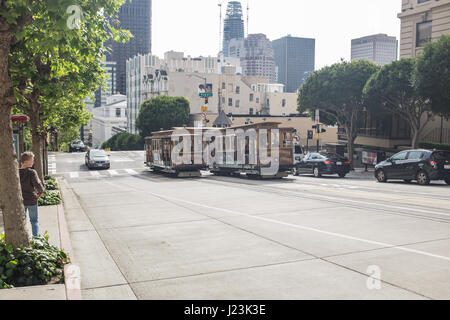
[102,133,144,151]
[419,142,450,152]
[38,191,61,207]
[44,177,58,191]
[0,233,70,289]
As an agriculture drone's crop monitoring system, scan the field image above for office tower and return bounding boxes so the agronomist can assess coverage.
[241,33,277,83]
[351,34,398,66]
[223,1,245,56]
[273,35,315,93]
[95,61,117,108]
[106,0,152,95]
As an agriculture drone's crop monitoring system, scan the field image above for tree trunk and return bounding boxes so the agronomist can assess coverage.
[0,30,31,248]
[411,127,421,149]
[29,106,44,181]
[345,125,356,170]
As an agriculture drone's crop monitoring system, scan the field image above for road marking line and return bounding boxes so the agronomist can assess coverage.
[125,169,138,175]
[143,191,450,263]
[90,171,100,177]
[108,170,119,176]
[69,172,79,179]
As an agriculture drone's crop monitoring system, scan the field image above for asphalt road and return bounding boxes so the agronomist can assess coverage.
[51,151,450,300]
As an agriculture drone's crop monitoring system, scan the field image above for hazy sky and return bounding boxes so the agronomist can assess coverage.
[152,0,401,70]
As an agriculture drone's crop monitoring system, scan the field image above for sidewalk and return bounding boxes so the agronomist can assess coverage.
[0,205,73,300]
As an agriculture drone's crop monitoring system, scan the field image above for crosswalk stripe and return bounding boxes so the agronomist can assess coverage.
[69,172,79,179]
[90,171,100,177]
[125,169,137,175]
[108,170,119,176]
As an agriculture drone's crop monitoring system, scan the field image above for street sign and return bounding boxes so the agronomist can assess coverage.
[307,130,314,140]
[294,134,300,142]
[199,83,213,97]
[201,106,208,112]
[201,112,207,119]
[315,109,320,125]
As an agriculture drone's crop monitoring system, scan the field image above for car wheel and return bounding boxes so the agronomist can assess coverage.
[445,178,450,185]
[292,167,299,176]
[416,171,430,186]
[376,169,387,183]
[313,167,321,178]
[339,173,346,178]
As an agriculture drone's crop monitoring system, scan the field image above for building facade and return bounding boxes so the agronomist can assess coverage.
[272,35,316,93]
[398,0,450,58]
[351,34,398,66]
[91,95,128,147]
[397,0,450,145]
[223,1,245,57]
[95,61,117,108]
[241,34,278,83]
[106,0,152,95]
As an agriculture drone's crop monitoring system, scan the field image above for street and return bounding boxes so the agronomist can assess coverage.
[52,151,450,300]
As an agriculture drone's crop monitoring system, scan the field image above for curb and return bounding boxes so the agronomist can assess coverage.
[56,178,82,300]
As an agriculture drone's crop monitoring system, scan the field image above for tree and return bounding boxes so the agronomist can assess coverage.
[364,59,432,148]
[0,0,127,248]
[415,35,450,118]
[136,96,191,138]
[298,60,379,167]
[102,132,144,151]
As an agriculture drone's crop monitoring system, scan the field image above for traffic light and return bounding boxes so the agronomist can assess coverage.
[205,97,209,104]
[312,125,317,129]
[307,130,314,140]
[321,129,327,133]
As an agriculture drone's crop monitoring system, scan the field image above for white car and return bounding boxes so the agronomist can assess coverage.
[70,140,85,152]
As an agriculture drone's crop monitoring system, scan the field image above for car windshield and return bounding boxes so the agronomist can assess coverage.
[91,150,107,158]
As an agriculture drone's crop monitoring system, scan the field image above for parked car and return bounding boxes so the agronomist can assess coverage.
[85,149,110,170]
[70,140,85,152]
[374,149,450,185]
[293,152,351,178]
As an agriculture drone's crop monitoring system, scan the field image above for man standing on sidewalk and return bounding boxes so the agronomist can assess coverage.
[19,152,45,238]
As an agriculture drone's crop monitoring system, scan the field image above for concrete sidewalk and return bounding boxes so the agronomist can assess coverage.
[0,205,67,300]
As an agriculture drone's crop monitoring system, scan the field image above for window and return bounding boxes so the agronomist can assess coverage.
[418,0,430,3]
[235,100,240,108]
[222,82,226,89]
[416,21,432,47]
[282,99,286,107]
[408,151,425,160]
[228,98,233,107]
[249,93,254,102]
[391,152,408,161]
[249,108,254,115]
[236,86,240,94]
[256,98,260,103]
[116,108,121,117]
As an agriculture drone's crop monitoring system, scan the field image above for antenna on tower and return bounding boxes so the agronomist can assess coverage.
[218,1,223,55]
[246,0,249,37]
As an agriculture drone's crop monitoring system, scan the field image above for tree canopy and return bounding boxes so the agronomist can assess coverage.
[415,35,450,117]
[136,96,191,138]
[298,60,379,166]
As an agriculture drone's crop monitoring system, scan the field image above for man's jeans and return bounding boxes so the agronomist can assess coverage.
[24,205,39,237]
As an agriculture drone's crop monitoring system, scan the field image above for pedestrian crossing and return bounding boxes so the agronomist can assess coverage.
[60,168,141,180]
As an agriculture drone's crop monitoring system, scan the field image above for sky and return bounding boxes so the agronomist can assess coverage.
[152,0,401,70]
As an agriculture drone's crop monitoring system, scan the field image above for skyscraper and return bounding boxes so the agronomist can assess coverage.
[241,34,278,83]
[351,34,398,66]
[106,0,152,95]
[223,1,245,57]
[273,35,315,93]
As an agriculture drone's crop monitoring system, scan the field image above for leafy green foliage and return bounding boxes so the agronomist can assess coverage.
[364,58,432,148]
[419,142,450,152]
[38,191,61,207]
[136,96,191,138]
[44,177,58,191]
[415,35,450,117]
[0,233,69,289]
[102,133,144,151]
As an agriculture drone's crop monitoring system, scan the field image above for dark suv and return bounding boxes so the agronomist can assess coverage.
[375,150,450,185]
